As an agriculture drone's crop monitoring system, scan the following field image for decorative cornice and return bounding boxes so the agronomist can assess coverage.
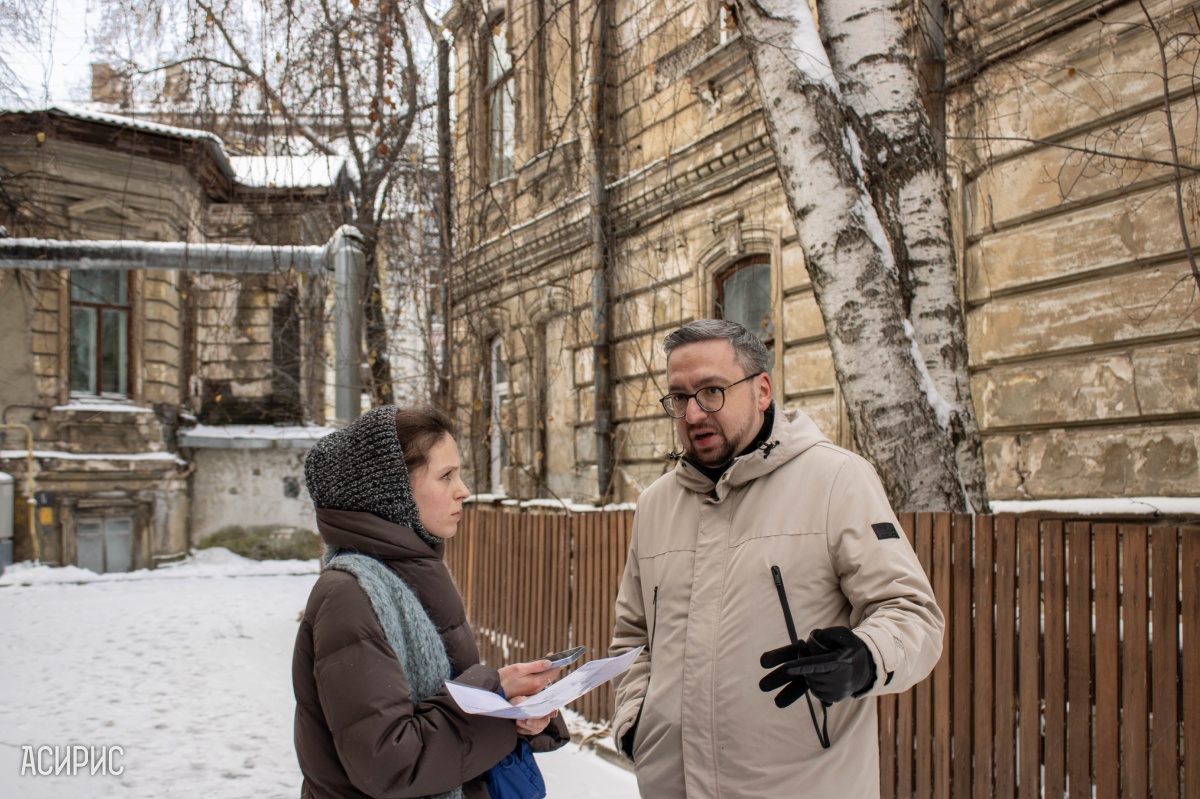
[946,0,1129,87]
[452,115,776,301]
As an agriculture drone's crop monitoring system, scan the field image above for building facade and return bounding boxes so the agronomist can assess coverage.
[0,107,341,570]
[444,0,1200,505]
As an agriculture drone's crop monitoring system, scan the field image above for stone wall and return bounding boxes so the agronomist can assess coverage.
[448,0,853,501]
[183,443,316,544]
[444,0,1200,504]
[946,0,1200,498]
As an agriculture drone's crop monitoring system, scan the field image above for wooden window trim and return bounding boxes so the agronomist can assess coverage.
[68,270,133,397]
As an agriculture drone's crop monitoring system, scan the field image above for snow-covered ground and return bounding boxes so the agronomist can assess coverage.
[0,552,637,798]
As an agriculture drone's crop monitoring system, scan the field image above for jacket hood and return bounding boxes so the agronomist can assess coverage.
[304,405,436,546]
[315,507,444,562]
[674,405,830,497]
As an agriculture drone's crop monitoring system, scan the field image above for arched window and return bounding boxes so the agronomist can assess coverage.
[490,336,510,494]
[714,255,774,368]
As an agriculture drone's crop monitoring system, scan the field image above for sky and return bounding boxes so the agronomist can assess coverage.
[0,549,639,798]
[5,0,103,107]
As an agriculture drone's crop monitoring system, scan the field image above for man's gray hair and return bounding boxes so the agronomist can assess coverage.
[663,319,770,376]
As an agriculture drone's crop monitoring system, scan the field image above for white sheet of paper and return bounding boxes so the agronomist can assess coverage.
[445,646,644,720]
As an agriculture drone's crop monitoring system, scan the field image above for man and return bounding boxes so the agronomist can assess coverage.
[610,319,944,798]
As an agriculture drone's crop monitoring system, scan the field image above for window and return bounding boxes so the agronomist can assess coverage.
[535,0,578,148]
[490,336,510,494]
[715,255,774,368]
[484,13,515,182]
[76,516,134,573]
[714,0,739,45]
[70,270,129,395]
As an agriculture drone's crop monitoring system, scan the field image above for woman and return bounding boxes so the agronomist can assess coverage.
[293,405,569,798]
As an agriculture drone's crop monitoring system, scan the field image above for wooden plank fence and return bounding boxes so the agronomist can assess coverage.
[445,506,1197,798]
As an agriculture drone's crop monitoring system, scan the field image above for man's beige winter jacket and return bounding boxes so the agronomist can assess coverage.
[610,407,944,799]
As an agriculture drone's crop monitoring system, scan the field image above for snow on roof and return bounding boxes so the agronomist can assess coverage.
[1,105,236,182]
[2,104,231,153]
[178,423,338,450]
[229,154,345,190]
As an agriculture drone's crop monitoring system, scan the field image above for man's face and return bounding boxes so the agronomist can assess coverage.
[666,339,771,467]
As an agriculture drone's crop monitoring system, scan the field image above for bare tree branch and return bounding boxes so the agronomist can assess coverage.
[1138,0,1200,292]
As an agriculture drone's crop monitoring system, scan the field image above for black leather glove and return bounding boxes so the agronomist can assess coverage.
[761,627,876,705]
[758,639,813,708]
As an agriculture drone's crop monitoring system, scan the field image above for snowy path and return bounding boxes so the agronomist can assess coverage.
[0,558,637,798]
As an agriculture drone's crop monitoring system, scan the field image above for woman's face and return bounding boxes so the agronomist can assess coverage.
[411,434,470,539]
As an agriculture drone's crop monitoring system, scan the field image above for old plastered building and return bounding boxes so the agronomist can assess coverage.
[444,0,1200,504]
[0,107,341,570]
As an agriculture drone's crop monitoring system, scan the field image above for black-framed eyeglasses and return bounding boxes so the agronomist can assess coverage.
[659,373,762,418]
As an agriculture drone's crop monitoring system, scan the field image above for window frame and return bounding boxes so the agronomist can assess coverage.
[490,336,510,494]
[483,10,515,183]
[69,269,131,397]
[714,254,775,354]
[713,0,740,47]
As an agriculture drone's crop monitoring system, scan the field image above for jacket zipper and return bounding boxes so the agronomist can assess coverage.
[648,585,659,654]
[770,566,798,644]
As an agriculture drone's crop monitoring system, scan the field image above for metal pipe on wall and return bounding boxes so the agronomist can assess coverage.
[590,0,614,503]
[0,238,328,274]
[0,225,367,424]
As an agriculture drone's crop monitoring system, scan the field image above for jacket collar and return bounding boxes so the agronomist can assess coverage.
[673,406,830,500]
[316,507,445,562]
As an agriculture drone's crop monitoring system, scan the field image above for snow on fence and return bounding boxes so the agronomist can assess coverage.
[447,507,1198,798]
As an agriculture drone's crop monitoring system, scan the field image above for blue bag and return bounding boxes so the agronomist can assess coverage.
[484,739,546,799]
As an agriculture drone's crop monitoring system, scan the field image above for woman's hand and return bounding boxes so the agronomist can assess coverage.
[498,660,562,699]
[509,700,558,736]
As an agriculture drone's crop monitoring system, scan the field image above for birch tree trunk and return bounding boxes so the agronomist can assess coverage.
[815,0,988,510]
[735,0,985,512]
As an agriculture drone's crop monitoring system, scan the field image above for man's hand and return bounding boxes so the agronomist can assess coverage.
[758,639,812,708]
[761,627,876,705]
[498,660,563,700]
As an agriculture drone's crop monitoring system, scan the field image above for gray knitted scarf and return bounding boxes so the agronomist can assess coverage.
[325,551,462,799]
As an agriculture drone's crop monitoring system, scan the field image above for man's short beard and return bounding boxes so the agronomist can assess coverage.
[685,438,736,467]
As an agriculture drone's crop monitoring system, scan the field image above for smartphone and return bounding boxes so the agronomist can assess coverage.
[542,645,586,669]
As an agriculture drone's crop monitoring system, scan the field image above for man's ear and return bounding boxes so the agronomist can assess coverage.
[757,372,773,411]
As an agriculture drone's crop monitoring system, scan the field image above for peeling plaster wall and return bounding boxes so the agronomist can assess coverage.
[185,446,316,543]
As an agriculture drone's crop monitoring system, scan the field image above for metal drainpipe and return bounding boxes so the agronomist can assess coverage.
[590,0,613,503]
[0,424,38,562]
[330,226,367,424]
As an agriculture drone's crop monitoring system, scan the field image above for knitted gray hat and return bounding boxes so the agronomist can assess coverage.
[304,405,437,546]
